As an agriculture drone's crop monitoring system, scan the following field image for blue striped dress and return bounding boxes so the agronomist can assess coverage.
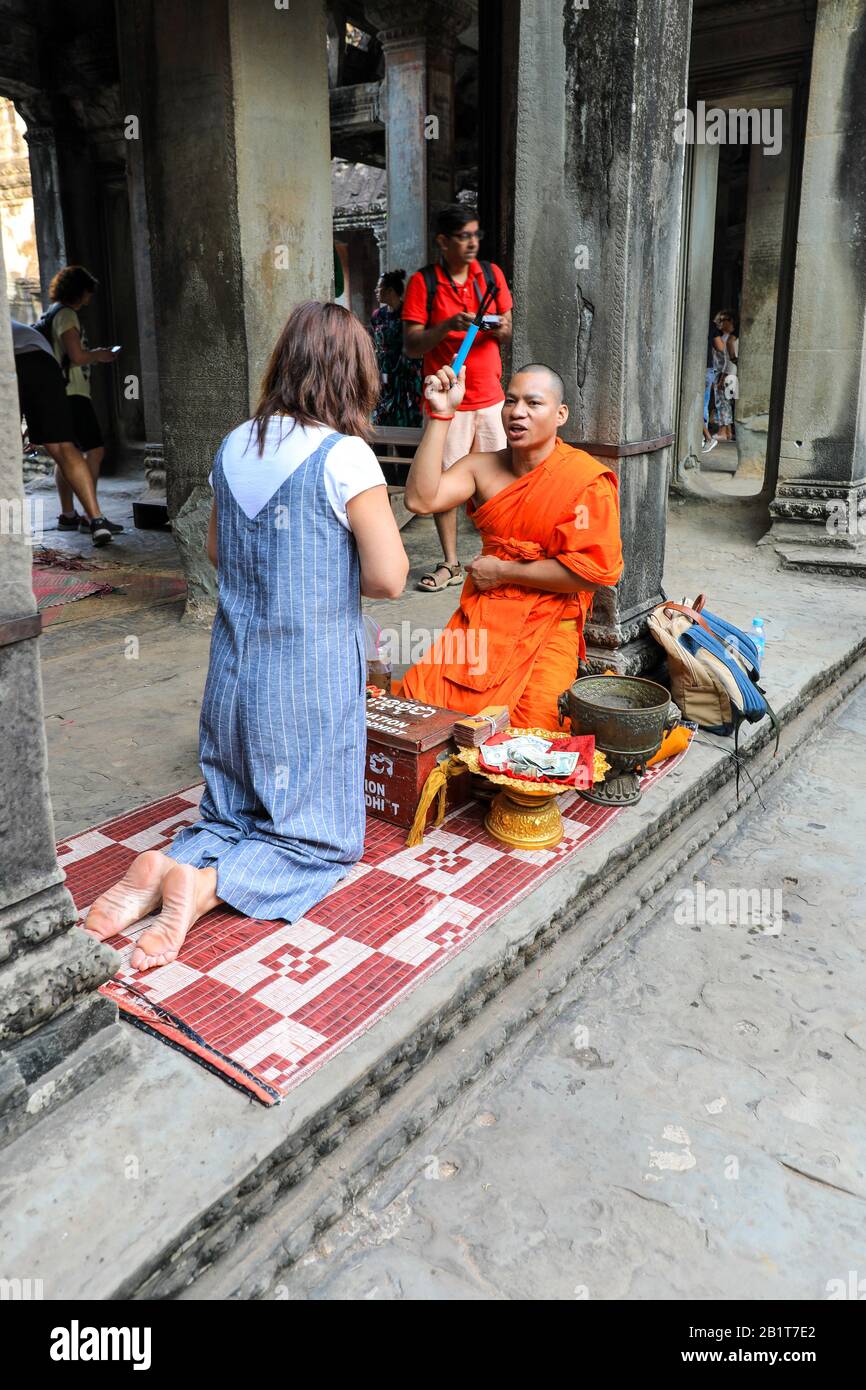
[166,421,377,921]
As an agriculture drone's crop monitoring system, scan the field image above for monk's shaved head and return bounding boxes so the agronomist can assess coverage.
[512,363,566,404]
[502,363,569,448]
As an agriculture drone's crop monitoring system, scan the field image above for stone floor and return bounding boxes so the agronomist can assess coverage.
[270,676,866,1302]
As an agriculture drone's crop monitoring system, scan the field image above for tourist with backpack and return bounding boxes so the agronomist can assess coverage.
[403,205,513,591]
[11,317,118,546]
[35,265,122,536]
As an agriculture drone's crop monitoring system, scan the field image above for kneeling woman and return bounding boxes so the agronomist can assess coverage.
[85,302,409,970]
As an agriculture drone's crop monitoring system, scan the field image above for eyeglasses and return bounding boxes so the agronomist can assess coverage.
[449,230,484,243]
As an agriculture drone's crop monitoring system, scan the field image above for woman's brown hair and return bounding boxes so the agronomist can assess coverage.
[50,265,99,304]
[252,301,380,454]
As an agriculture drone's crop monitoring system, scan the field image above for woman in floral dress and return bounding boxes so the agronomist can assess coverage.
[370,270,422,428]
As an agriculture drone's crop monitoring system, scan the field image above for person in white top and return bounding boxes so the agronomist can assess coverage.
[85,301,410,968]
[214,417,388,531]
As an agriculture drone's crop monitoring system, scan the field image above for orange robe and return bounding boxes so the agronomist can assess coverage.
[399,437,624,730]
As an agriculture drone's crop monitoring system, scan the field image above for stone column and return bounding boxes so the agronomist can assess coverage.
[0,239,122,1146]
[736,96,792,476]
[131,0,334,609]
[511,0,692,672]
[675,142,719,482]
[116,0,165,496]
[18,108,66,305]
[373,218,388,278]
[768,0,866,568]
[367,0,473,272]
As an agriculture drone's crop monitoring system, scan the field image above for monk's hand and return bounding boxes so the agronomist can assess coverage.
[423,364,466,416]
[467,554,506,592]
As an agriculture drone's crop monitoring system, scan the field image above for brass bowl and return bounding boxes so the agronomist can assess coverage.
[559,676,671,807]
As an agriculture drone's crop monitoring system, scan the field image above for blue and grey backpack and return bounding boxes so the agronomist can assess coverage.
[649,595,780,758]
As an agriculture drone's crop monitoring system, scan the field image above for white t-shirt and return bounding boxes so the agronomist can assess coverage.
[213,418,386,531]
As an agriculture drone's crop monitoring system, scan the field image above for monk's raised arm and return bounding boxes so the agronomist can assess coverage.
[404,418,478,516]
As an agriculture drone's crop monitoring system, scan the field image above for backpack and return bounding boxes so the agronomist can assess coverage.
[33,302,69,379]
[648,594,780,771]
[420,259,499,326]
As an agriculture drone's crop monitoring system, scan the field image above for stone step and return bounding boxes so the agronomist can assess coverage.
[776,545,866,578]
[0,996,130,1147]
[698,462,739,476]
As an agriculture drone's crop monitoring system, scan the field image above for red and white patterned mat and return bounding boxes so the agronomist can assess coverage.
[61,754,687,1103]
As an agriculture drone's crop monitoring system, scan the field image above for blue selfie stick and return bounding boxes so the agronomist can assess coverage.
[451,323,480,376]
[450,281,497,377]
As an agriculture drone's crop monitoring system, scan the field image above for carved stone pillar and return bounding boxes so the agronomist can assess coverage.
[766,0,866,572]
[367,0,474,272]
[129,0,333,609]
[511,0,692,673]
[18,103,67,304]
[115,0,165,518]
[116,0,163,464]
[736,97,793,476]
[372,218,388,277]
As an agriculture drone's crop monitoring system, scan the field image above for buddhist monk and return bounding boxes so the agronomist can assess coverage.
[399,362,623,729]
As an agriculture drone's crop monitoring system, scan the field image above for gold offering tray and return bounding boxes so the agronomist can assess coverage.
[456,726,610,850]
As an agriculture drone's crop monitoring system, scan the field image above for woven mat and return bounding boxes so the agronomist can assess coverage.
[61,749,690,1104]
[33,566,114,611]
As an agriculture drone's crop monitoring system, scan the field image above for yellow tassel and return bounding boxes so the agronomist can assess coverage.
[405,755,465,847]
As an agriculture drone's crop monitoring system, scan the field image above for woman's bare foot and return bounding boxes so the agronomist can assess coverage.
[130,864,220,972]
[83,849,172,941]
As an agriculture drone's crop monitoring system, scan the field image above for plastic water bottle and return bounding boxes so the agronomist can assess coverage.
[363,614,392,693]
[751,617,766,665]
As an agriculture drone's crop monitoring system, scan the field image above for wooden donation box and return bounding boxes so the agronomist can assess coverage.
[364,695,472,830]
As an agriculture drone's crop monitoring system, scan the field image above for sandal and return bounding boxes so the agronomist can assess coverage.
[416,562,465,592]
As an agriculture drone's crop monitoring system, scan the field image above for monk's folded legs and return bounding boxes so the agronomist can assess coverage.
[510,623,582,731]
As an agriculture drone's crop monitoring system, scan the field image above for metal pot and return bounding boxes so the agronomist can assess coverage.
[559,674,671,805]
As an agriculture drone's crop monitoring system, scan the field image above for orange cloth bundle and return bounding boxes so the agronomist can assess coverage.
[646,724,694,766]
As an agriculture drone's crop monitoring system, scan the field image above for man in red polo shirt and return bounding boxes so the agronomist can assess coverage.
[403,204,513,591]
